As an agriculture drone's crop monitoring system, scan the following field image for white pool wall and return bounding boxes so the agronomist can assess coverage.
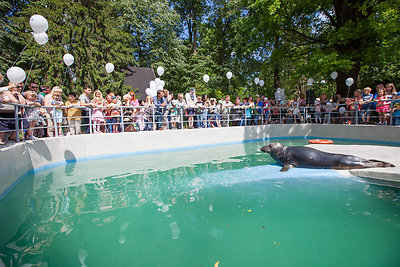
[1,124,399,197]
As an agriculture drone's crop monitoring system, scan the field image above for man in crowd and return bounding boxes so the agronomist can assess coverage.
[79,86,93,133]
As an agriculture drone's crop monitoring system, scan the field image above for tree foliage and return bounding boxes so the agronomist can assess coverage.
[2,0,400,100]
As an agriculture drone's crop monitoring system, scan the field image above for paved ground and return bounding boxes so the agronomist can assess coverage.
[307,144,400,187]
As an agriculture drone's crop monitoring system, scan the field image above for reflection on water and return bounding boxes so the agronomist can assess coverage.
[1,140,400,266]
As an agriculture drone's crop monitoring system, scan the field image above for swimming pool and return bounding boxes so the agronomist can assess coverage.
[1,139,400,266]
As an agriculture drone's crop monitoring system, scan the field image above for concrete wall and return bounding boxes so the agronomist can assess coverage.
[1,124,400,198]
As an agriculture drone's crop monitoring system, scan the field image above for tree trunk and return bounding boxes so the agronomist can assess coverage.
[335,61,360,98]
[274,64,280,89]
[332,0,368,98]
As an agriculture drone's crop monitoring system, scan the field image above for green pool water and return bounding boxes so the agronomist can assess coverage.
[1,140,400,266]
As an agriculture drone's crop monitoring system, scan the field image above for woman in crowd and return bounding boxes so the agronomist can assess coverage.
[143,95,154,131]
[0,82,27,144]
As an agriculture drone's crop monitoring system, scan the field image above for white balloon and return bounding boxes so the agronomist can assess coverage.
[145,88,152,96]
[7,67,26,84]
[149,88,157,97]
[33,32,48,45]
[63,53,74,66]
[150,81,156,90]
[160,80,165,87]
[259,80,264,87]
[226,71,233,79]
[30,15,48,34]
[331,71,338,80]
[203,74,210,83]
[155,78,161,86]
[307,78,314,86]
[157,66,165,76]
[345,77,354,87]
[281,88,285,94]
[254,77,259,84]
[276,87,281,92]
[339,107,346,114]
[105,63,114,73]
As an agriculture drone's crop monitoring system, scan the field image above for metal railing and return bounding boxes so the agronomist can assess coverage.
[0,100,398,143]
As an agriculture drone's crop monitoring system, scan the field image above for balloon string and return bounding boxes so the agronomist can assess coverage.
[11,35,34,68]
[61,67,69,90]
[23,47,40,92]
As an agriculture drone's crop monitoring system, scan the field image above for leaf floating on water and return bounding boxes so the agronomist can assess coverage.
[118,235,126,244]
[103,216,115,223]
[170,222,180,240]
[209,204,213,212]
[120,222,129,232]
[78,249,88,265]
[162,205,169,213]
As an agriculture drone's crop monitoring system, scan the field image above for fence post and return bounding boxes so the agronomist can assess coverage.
[227,108,230,127]
[152,106,155,131]
[89,108,93,134]
[181,107,184,129]
[120,106,125,133]
[354,102,358,125]
[15,105,20,142]
[244,108,247,126]
[53,107,58,137]
[279,107,282,124]
[328,107,331,124]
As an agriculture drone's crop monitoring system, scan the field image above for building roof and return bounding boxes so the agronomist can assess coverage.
[123,67,155,100]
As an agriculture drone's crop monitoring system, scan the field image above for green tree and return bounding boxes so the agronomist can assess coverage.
[0,0,27,74]
[243,0,400,97]
[12,0,133,95]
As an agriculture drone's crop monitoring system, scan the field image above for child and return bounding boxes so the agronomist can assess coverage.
[24,90,42,140]
[391,93,400,126]
[110,96,121,133]
[122,94,133,130]
[50,91,64,136]
[360,87,373,123]
[91,90,105,133]
[65,92,82,135]
[314,98,322,124]
[346,89,362,124]
[375,87,390,125]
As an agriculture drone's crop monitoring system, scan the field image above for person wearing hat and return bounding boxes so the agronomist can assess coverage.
[185,88,197,128]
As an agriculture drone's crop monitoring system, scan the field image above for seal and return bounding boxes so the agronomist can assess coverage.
[261,142,395,172]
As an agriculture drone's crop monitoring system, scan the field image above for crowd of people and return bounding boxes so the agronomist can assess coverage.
[1,72,400,145]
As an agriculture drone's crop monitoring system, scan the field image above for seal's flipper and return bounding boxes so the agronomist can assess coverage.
[280,164,294,172]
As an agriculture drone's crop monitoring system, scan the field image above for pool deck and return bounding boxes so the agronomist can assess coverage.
[307,144,400,187]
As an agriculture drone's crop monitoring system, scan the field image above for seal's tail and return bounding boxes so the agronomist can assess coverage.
[367,160,395,168]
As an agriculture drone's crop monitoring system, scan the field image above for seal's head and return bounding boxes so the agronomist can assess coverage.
[261,142,284,154]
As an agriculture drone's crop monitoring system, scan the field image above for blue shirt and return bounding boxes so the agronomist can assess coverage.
[393,99,400,116]
[153,96,166,107]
